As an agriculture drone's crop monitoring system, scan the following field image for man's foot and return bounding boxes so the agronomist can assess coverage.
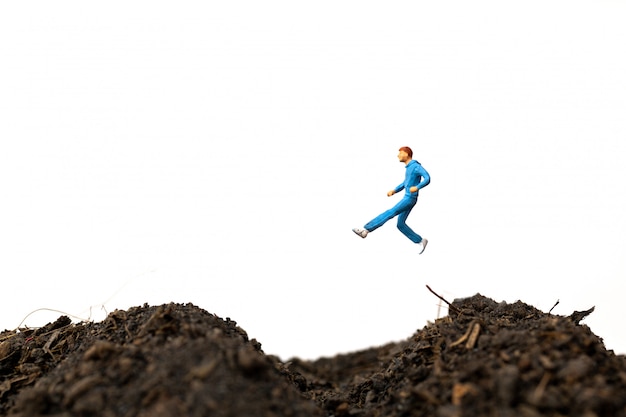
[418,238,428,254]
[352,228,369,238]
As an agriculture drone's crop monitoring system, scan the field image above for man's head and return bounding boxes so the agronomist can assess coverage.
[398,146,413,164]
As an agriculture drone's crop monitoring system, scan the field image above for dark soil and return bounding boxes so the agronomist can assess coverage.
[1,293,625,417]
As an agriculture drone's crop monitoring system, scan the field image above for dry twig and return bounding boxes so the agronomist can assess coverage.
[426,285,461,315]
[549,299,560,314]
[530,372,552,404]
[450,321,481,349]
[43,329,61,361]
[450,321,473,347]
[466,322,481,349]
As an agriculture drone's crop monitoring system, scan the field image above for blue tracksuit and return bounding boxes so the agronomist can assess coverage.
[364,160,430,243]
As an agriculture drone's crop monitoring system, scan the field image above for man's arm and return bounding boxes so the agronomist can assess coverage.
[389,183,404,196]
[409,166,430,193]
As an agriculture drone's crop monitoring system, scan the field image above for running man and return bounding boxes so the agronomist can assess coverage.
[352,146,431,254]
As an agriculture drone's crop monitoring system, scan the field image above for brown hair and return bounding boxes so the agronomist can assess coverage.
[399,146,413,158]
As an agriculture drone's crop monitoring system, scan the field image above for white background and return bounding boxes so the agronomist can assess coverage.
[1,1,625,360]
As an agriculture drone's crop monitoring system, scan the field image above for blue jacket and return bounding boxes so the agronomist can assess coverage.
[394,160,430,197]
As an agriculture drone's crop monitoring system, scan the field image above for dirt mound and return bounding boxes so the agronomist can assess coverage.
[1,294,625,416]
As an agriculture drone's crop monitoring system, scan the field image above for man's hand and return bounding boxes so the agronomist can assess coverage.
[387,190,395,197]
[409,186,418,193]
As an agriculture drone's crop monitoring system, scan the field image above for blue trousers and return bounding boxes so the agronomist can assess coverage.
[364,195,423,243]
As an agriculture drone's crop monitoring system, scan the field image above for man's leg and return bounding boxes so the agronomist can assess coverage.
[396,207,422,243]
[363,198,414,232]
[396,202,428,253]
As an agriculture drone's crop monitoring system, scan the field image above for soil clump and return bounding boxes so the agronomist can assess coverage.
[1,294,624,416]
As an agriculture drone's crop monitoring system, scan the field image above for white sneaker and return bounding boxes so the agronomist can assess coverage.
[419,238,428,254]
[352,228,369,238]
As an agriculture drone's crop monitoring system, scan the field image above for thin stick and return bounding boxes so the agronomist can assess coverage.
[466,322,481,349]
[16,308,89,330]
[450,321,474,347]
[426,285,461,314]
[549,299,560,314]
[531,372,551,403]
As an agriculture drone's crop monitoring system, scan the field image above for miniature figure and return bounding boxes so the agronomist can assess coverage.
[353,146,430,254]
